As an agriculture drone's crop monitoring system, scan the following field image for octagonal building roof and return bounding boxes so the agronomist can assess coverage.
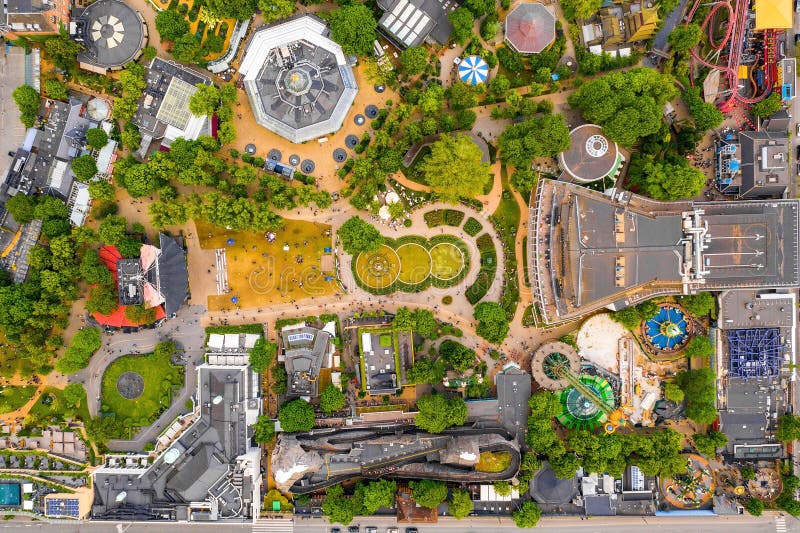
[238,16,359,144]
[504,2,556,54]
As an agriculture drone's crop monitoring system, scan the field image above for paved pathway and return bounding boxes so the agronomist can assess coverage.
[70,305,207,452]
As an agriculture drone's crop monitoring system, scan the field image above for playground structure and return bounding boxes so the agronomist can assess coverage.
[532,341,625,433]
[686,0,781,121]
[660,454,716,509]
[642,304,692,354]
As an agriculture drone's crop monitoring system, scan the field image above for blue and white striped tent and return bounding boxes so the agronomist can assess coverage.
[458,55,489,85]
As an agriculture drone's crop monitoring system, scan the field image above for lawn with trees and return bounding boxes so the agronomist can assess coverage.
[418,134,491,203]
[337,216,384,256]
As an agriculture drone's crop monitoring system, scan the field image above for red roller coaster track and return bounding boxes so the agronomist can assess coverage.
[686,0,773,115]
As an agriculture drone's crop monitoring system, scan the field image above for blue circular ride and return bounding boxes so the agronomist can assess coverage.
[643,304,690,352]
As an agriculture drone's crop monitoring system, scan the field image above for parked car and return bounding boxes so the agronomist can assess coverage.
[365,528,378,533]
[330,529,341,533]
[405,529,419,533]
[348,527,360,533]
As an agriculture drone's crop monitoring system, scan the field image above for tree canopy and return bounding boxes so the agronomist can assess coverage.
[360,479,396,514]
[448,8,473,45]
[399,46,428,75]
[473,302,510,344]
[693,430,727,456]
[204,0,257,20]
[320,384,346,415]
[5,194,36,225]
[406,358,446,385]
[258,0,296,23]
[676,368,718,424]
[776,415,800,443]
[684,336,713,359]
[155,9,189,41]
[409,479,447,509]
[337,216,384,255]
[678,292,715,317]
[438,339,476,373]
[253,415,276,444]
[498,113,571,168]
[85,128,108,150]
[415,394,467,433]
[248,337,276,374]
[420,133,491,203]
[189,84,222,117]
[55,327,101,374]
[668,24,703,55]
[751,92,782,118]
[561,0,602,19]
[448,489,473,519]
[278,398,315,432]
[512,501,542,528]
[567,68,678,146]
[327,5,378,56]
[71,154,98,182]
[664,382,684,403]
[43,79,68,101]
[627,155,705,201]
[12,85,39,128]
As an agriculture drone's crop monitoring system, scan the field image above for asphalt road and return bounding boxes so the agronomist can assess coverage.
[0,514,790,533]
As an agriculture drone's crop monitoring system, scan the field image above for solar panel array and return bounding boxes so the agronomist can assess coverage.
[382,0,432,47]
[46,497,80,518]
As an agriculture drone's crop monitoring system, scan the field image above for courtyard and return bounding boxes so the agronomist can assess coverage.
[100,350,183,428]
[196,218,338,310]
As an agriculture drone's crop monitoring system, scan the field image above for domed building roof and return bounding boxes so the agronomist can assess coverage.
[504,2,557,54]
[75,0,147,71]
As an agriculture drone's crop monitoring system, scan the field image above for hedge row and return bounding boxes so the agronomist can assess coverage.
[463,217,483,237]
[423,209,465,228]
[466,233,498,304]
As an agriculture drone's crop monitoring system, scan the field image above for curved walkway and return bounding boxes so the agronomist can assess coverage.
[70,305,207,452]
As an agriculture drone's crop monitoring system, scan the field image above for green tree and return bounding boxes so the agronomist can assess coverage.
[741,465,756,480]
[667,23,702,54]
[399,46,428,75]
[337,216,384,255]
[43,35,82,71]
[189,84,221,116]
[415,393,467,433]
[448,8,473,45]
[62,383,85,411]
[406,358,446,384]
[171,34,203,64]
[567,68,678,147]
[498,113,570,169]
[684,336,713,359]
[664,382,684,403]
[43,78,68,101]
[629,156,705,201]
[693,430,727,456]
[249,338,276,374]
[776,414,800,443]
[561,0,602,19]
[88,179,116,201]
[678,292,715,317]
[473,302,509,344]
[142,46,158,61]
[155,8,190,41]
[253,415,276,444]
[204,0,258,20]
[258,0,296,23]
[751,92,783,118]
[4,194,36,224]
[55,327,102,374]
[493,481,512,496]
[124,305,157,325]
[319,384,346,415]
[71,154,98,182]
[360,479,396,514]
[322,484,360,525]
[12,84,40,127]
[85,128,108,150]
[120,123,143,151]
[683,87,724,131]
[448,488,473,519]
[420,133,491,203]
[411,309,437,338]
[744,497,764,516]
[409,479,447,509]
[438,339,475,373]
[328,5,378,56]
[480,12,500,41]
[512,501,542,528]
[278,398,315,432]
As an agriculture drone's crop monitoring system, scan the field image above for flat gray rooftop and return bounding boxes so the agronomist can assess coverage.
[718,290,795,329]
[76,0,146,69]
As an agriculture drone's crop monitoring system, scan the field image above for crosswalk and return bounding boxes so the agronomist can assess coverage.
[252,517,294,533]
[776,515,787,533]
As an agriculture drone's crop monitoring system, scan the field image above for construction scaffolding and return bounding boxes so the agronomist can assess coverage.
[727,328,784,378]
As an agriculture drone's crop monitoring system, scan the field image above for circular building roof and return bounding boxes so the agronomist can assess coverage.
[238,16,359,144]
[505,2,557,54]
[559,124,622,183]
[77,0,146,70]
[530,340,580,390]
[458,55,489,85]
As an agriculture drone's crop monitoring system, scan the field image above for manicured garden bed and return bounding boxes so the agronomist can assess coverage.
[466,233,498,304]
[353,235,470,295]
[463,217,483,237]
[424,209,465,228]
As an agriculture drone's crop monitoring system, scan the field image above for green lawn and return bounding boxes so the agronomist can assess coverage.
[27,386,90,425]
[0,386,36,414]
[101,351,183,427]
